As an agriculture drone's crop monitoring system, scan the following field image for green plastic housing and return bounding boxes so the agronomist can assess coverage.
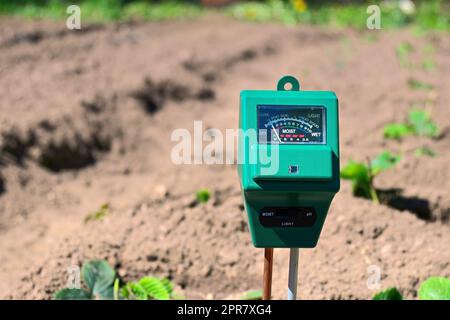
[238,76,340,248]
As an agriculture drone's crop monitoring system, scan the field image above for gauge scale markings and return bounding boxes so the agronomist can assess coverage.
[257,105,326,145]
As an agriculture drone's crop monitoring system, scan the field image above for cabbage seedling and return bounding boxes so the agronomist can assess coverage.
[383,108,440,140]
[341,151,401,203]
[383,123,413,140]
[408,108,440,138]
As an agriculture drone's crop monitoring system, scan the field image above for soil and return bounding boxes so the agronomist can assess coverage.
[0,14,449,300]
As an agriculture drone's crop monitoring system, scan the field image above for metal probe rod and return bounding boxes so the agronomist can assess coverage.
[288,248,299,300]
[263,248,274,300]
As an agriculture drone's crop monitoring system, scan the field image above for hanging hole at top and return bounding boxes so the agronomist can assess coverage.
[277,75,300,91]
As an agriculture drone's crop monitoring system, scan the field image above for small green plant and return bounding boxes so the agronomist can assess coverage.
[383,108,440,140]
[341,151,401,203]
[121,277,175,300]
[383,123,413,140]
[372,287,403,300]
[407,78,434,91]
[196,188,211,204]
[54,260,179,300]
[84,203,109,223]
[396,42,413,67]
[422,57,436,72]
[414,146,436,157]
[241,290,263,300]
[54,260,116,300]
[408,108,440,138]
[373,276,450,300]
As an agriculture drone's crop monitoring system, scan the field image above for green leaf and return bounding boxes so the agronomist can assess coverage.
[82,260,116,299]
[396,42,413,54]
[121,277,173,300]
[53,288,92,300]
[241,290,263,300]
[139,277,171,300]
[120,286,130,299]
[409,108,429,125]
[371,151,401,175]
[161,278,174,295]
[383,123,413,140]
[372,287,403,300]
[341,154,399,203]
[407,78,434,91]
[420,122,439,138]
[84,203,109,223]
[340,160,370,181]
[422,58,436,72]
[340,160,373,200]
[414,146,436,157]
[418,277,450,300]
[196,189,211,204]
[408,109,440,138]
[113,278,120,300]
[126,282,149,300]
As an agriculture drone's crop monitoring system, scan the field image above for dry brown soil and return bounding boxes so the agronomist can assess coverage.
[0,15,449,299]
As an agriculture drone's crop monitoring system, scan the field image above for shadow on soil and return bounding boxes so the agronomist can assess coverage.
[379,188,432,221]
[0,176,4,195]
[131,77,215,114]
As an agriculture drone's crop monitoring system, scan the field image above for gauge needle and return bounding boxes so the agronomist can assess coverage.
[271,125,281,143]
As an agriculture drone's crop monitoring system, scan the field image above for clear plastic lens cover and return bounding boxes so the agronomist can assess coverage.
[257,105,326,144]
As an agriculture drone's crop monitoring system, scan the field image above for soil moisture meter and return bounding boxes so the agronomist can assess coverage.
[238,75,340,299]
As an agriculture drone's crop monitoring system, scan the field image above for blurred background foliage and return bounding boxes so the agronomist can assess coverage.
[0,0,448,31]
